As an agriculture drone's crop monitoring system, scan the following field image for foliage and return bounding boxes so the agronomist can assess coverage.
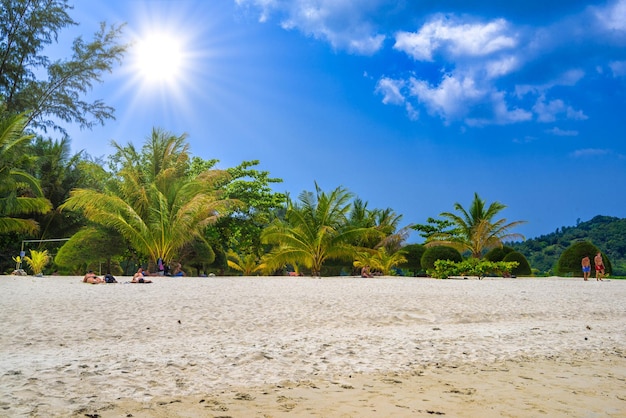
[0,111,52,235]
[349,198,409,251]
[226,250,264,276]
[23,248,50,275]
[484,246,515,262]
[261,183,381,277]
[421,245,462,273]
[212,160,286,256]
[60,129,235,267]
[412,217,456,240]
[502,251,532,276]
[0,0,127,133]
[555,241,610,277]
[398,243,425,275]
[511,216,625,275]
[422,193,525,258]
[432,258,519,280]
[353,247,407,276]
[54,226,126,273]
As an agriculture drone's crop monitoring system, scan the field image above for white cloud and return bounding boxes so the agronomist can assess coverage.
[375,77,405,105]
[394,17,517,61]
[609,60,626,77]
[485,55,519,78]
[236,0,388,54]
[546,127,579,136]
[516,69,585,97]
[465,92,532,126]
[375,77,419,119]
[570,148,610,158]
[594,0,626,31]
[409,74,485,122]
[532,95,588,122]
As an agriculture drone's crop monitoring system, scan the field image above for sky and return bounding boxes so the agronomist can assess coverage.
[55,0,626,242]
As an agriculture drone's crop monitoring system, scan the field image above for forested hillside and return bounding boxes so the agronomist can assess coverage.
[509,216,626,276]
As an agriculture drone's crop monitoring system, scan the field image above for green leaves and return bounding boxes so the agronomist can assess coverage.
[1,1,127,133]
[432,258,519,280]
[424,193,526,258]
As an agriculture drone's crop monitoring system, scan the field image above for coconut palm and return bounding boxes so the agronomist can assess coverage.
[261,183,378,277]
[0,111,52,234]
[353,247,407,276]
[226,250,264,276]
[427,192,525,258]
[60,129,235,266]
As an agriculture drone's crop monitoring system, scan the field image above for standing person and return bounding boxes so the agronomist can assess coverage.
[594,252,605,281]
[581,256,591,281]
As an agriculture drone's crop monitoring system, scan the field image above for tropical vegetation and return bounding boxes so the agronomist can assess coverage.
[2,0,621,279]
[510,216,625,276]
[414,193,526,258]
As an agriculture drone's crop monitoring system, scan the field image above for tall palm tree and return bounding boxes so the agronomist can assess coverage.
[61,129,234,266]
[428,192,526,258]
[0,111,52,234]
[261,183,377,277]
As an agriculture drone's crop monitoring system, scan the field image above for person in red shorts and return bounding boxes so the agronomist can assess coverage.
[594,252,605,281]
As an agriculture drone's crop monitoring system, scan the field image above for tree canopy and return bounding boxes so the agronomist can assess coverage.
[416,193,525,258]
[0,0,127,133]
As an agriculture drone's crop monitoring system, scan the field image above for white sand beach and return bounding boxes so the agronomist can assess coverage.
[0,275,624,417]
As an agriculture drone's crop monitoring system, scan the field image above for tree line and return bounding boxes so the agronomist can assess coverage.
[1,0,550,278]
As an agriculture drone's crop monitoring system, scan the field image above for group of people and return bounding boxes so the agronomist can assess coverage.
[83,263,186,284]
[82,271,117,284]
[581,252,605,281]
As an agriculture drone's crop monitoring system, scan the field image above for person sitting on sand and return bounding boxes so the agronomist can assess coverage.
[361,265,373,278]
[131,267,152,283]
[83,271,104,284]
[172,263,185,277]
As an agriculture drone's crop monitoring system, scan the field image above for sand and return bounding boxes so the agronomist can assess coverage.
[0,275,624,417]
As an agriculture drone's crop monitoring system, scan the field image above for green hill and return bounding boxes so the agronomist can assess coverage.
[508,215,626,276]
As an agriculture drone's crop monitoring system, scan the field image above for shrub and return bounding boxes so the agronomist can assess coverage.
[432,258,519,279]
[24,249,51,276]
[484,246,515,262]
[399,244,425,275]
[421,246,462,273]
[556,241,607,277]
[503,251,532,276]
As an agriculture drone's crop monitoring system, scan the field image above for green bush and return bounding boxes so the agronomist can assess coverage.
[432,258,519,279]
[421,246,462,273]
[399,244,426,275]
[556,241,610,276]
[484,246,515,262]
[503,251,532,276]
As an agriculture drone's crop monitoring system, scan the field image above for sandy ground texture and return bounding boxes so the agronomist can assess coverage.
[0,275,624,417]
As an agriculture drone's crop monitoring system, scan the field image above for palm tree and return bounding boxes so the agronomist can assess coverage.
[60,129,235,267]
[353,247,407,276]
[0,111,52,235]
[427,193,525,258]
[227,250,264,276]
[261,183,377,277]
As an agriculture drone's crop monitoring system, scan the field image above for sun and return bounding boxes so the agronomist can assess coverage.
[133,32,185,84]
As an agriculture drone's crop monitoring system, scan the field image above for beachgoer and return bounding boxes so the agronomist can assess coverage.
[83,271,104,284]
[157,257,165,276]
[581,256,591,281]
[361,265,373,278]
[594,252,605,281]
[172,263,185,277]
[131,267,152,283]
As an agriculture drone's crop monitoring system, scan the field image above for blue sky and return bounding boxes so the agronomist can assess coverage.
[58,0,625,242]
